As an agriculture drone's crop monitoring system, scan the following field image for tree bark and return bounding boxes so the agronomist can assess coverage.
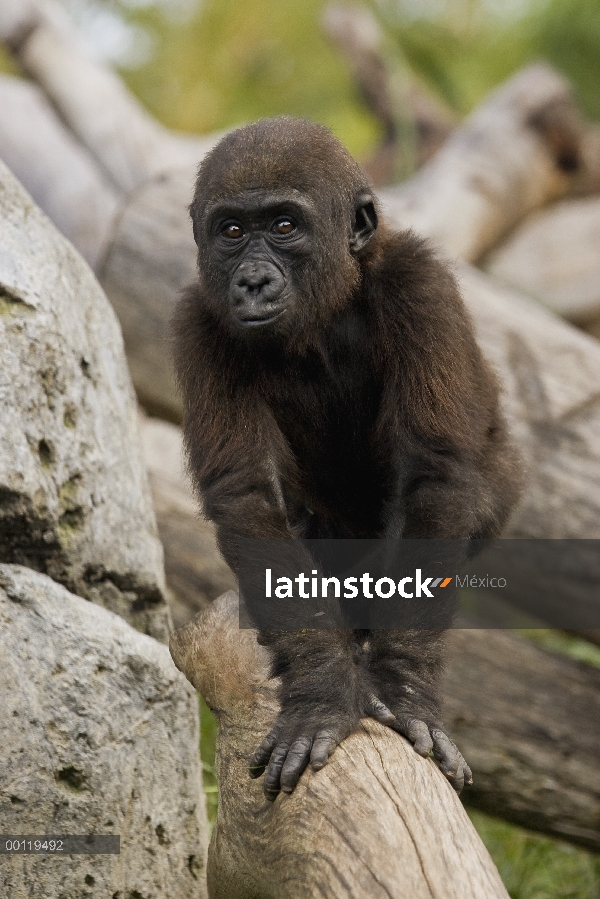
[0,75,120,269]
[483,195,600,323]
[170,594,600,861]
[170,592,511,899]
[0,0,215,194]
[444,628,600,851]
[99,165,198,419]
[379,63,584,263]
[322,3,455,184]
[138,414,236,629]
[458,263,600,542]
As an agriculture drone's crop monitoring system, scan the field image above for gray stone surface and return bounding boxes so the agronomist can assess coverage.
[0,564,208,899]
[0,158,169,639]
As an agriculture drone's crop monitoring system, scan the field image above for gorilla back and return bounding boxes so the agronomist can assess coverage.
[173,117,522,800]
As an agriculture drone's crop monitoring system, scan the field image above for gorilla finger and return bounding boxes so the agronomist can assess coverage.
[310,730,338,770]
[394,717,434,756]
[280,736,313,793]
[249,726,282,777]
[463,761,474,786]
[431,729,464,788]
[263,741,291,801]
[365,693,396,726]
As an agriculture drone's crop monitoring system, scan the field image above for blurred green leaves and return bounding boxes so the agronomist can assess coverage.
[373,0,600,119]
[119,0,382,158]
[469,810,600,899]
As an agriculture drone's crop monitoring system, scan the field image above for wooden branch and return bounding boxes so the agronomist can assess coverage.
[170,592,510,899]
[0,74,120,269]
[380,63,584,262]
[0,0,216,193]
[322,3,455,184]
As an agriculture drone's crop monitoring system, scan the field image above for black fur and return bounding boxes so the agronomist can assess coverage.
[173,117,522,799]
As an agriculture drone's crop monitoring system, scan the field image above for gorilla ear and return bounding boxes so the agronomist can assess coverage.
[189,199,201,246]
[350,194,378,254]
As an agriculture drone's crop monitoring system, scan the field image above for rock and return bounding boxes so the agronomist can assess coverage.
[138,415,236,628]
[0,158,169,640]
[0,564,208,899]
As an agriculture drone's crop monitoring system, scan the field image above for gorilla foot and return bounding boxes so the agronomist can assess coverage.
[387,714,473,793]
[249,709,358,801]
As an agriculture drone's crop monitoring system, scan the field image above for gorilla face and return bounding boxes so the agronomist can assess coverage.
[200,186,378,340]
[205,190,315,331]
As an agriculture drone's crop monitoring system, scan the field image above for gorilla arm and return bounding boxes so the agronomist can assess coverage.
[175,307,396,798]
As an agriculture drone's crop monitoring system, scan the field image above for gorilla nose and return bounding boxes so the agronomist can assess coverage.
[231,261,285,309]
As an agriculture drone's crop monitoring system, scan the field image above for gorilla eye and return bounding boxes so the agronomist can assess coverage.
[222,222,245,240]
[272,219,296,236]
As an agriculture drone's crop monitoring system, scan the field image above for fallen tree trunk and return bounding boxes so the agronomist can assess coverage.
[170,592,511,899]
[171,593,600,859]
[322,3,455,184]
[458,263,600,541]
[483,195,600,324]
[0,75,120,269]
[138,415,236,629]
[379,63,584,263]
[100,165,198,419]
[0,0,214,194]
[445,628,600,851]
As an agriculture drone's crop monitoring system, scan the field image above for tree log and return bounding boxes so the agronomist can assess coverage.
[379,63,584,263]
[139,415,236,629]
[483,195,600,323]
[0,0,215,194]
[170,592,510,899]
[445,628,600,851]
[99,165,198,419]
[170,594,600,860]
[322,3,455,184]
[0,74,120,268]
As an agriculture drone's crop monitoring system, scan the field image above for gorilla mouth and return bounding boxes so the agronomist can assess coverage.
[237,308,288,328]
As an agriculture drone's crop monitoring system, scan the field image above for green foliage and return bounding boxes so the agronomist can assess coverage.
[469,810,600,899]
[373,0,600,119]
[199,695,218,830]
[520,629,600,668]
[0,44,19,76]
[119,0,381,159]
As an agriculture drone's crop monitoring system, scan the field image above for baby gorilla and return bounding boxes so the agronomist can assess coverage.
[173,117,522,800]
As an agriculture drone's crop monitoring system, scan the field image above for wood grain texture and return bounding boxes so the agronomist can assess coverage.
[170,592,510,899]
[99,166,197,420]
[0,74,120,269]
